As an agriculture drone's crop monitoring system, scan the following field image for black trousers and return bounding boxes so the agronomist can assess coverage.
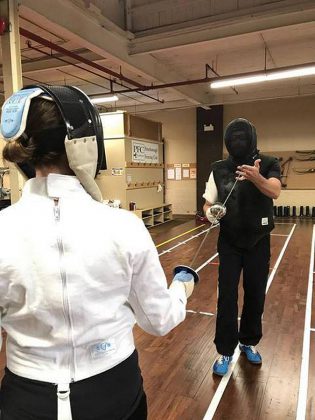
[0,350,147,420]
[214,234,270,356]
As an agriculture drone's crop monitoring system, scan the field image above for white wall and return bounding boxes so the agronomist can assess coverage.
[224,95,315,207]
[224,96,315,152]
[130,95,315,214]
[145,108,197,215]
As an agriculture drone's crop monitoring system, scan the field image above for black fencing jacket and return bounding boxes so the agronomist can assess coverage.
[212,154,280,249]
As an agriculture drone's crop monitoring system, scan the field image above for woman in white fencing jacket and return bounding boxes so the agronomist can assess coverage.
[0,86,195,420]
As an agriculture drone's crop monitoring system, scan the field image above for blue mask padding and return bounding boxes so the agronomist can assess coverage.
[0,88,43,141]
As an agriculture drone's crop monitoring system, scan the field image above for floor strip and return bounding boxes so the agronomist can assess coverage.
[296,224,315,420]
[202,224,296,420]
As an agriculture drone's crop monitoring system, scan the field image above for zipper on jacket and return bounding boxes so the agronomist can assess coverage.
[53,198,75,382]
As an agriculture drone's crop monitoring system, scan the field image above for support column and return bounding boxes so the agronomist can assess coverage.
[0,0,23,203]
[125,0,133,31]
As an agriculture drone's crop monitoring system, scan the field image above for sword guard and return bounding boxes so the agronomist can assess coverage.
[173,265,199,283]
[209,202,226,219]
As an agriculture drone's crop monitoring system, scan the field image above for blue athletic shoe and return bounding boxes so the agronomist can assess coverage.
[239,344,262,364]
[212,355,232,376]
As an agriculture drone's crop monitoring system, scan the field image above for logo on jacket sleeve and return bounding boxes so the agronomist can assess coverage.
[90,339,116,359]
[261,217,268,226]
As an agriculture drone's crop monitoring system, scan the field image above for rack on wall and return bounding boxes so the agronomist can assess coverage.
[264,150,315,190]
[224,149,315,190]
[98,111,170,225]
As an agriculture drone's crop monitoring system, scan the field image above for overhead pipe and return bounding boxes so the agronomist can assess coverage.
[56,68,163,104]
[98,64,219,95]
[19,27,219,97]
[101,61,315,95]
[107,75,213,95]
[25,41,164,104]
[19,27,145,89]
[19,26,315,97]
[80,63,222,98]
[20,26,218,97]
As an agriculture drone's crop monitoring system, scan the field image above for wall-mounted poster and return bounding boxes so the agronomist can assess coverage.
[167,168,175,179]
[190,167,197,179]
[132,140,159,163]
[167,163,197,180]
[182,163,190,179]
[111,168,123,176]
[174,163,182,180]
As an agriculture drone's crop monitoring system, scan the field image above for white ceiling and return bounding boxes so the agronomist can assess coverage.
[2,0,315,111]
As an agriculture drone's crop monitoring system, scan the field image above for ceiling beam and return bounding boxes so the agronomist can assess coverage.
[129,1,315,55]
[20,0,209,105]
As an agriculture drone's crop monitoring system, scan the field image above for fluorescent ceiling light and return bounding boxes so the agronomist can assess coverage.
[90,95,119,104]
[211,75,266,88]
[266,66,315,81]
[210,65,315,89]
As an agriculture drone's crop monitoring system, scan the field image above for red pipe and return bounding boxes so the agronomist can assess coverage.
[95,61,315,95]
[19,27,145,89]
[26,41,164,103]
[108,77,213,94]
[111,60,315,94]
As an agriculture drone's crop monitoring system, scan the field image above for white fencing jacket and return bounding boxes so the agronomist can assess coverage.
[0,175,186,403]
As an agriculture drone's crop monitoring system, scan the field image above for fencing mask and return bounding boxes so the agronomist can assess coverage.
[224,118,258,165]
[0,85,106,202]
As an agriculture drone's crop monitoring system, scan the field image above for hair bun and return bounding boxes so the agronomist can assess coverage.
[2,138,31,163]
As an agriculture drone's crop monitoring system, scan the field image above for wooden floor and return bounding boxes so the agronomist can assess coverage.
[0,217,314,419]
[136,217,314,420]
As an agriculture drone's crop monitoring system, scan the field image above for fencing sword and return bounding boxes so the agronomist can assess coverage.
[293,167,315,174]
[296,150,315,154]
[174,177,240,283]
[280,157,293,188]
[295,156,315,161]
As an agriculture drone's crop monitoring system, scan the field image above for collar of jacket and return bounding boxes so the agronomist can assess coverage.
[22,174,87,199]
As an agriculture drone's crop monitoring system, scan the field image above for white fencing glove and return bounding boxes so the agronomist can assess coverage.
[170,270,194,298]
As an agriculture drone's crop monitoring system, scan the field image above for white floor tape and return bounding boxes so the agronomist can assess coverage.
[296,224,315,420]
[202,223,296,420]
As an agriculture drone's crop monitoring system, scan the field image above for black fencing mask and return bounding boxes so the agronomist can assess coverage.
[224,118,257,165]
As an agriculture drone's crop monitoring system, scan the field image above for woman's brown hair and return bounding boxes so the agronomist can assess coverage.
[2,97,67,166]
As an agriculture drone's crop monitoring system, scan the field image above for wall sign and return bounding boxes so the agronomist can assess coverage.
[182,163,190,179]
[132,140,159,163]
[167,163,197,180]
[190,167,196,179]
[111,168,123,176]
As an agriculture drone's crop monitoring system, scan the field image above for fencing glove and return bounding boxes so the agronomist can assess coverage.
[170,270,194,298]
